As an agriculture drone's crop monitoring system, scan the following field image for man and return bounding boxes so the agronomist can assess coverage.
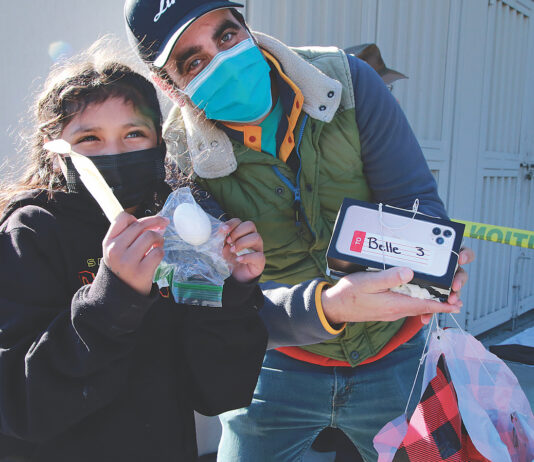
[125,1,474,460]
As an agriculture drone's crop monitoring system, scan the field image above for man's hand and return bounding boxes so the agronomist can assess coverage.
[418,246,475,324]
[321,267,463,325]
[103,212,169,296]
[221,218,265,283]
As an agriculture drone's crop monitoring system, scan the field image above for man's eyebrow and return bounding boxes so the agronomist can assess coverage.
[173,20,241,75]
[212,19,241,42]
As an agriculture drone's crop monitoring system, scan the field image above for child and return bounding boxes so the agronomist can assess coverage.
[0,50,267,462]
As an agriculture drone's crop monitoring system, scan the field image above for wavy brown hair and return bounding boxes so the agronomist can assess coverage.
[0,43,164,213]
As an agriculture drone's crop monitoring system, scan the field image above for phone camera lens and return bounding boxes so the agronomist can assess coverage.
[436,237,445,245]
[432,227,441,235]
[443,230,452,237]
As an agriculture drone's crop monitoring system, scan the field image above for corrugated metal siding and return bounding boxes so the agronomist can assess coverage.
[373,0,456,207]
[464,173,518,334]
[245,0,374,48]
[515,167,534,318]
[478,175,516,318]
[375,0,451,143]
[485,0,529,155]
[463,0,533,334]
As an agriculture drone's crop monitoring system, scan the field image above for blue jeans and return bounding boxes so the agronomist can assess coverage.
[218,330,425,462]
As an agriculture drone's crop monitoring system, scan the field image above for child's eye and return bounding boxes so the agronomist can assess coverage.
[126,130,146,139]
[77,135,99,143]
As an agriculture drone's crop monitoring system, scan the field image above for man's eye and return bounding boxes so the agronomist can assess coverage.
[188,58,202,73]
[221,32,235,43]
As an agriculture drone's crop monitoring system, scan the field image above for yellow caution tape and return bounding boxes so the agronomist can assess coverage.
[452,219,534,249]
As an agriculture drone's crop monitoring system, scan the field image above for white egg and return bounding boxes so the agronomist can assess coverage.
[173,203,212,246]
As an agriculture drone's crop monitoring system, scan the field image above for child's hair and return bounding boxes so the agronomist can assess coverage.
[0,41,164,213]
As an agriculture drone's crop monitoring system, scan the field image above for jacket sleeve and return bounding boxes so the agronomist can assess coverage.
[0,219,156,442]
[348,54,448,218]
[260,279,339,349]
[183,276,268,416]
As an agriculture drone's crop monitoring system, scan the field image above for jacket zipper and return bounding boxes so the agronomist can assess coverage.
[271,114,312,231]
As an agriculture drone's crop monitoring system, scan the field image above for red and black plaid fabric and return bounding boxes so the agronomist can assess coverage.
[393,355,490,462]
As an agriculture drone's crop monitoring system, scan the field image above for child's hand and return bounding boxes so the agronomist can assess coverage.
[102,211,170,296]
[221,218,265,283]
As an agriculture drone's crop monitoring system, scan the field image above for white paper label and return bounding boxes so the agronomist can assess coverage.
[335,205,457,277]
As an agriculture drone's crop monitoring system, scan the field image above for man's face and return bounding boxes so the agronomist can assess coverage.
[163,9,249,89]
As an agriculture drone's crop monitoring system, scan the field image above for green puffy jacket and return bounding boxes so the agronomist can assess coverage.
[164,35,406,365]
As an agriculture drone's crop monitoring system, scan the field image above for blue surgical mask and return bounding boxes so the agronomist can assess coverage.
[184,38,272,123]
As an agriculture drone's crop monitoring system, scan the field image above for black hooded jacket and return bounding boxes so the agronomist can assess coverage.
[0,188,267,461]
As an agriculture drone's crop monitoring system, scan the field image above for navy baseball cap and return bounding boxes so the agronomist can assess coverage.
[125,0,244,68]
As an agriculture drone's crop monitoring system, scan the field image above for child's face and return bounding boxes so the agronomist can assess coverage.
[61,97,158,156]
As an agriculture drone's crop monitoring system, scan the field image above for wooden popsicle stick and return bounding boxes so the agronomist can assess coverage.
[43,139,124,222]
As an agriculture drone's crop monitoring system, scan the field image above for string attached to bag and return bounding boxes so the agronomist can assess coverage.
[403,311,499,418]
[403,314,436,416]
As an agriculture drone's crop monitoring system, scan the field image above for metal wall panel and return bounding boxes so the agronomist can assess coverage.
[245,0,375,48]
[462,0,534,334]
[514,167,534,319]
[375,0,452,144]
[373,0,459,206]
[484,0,530,156]
[462,173,518,334]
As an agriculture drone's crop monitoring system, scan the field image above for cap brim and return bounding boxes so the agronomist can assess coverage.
[153,1,243,68]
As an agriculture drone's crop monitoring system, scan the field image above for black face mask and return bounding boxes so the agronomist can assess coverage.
[63,145,166,209]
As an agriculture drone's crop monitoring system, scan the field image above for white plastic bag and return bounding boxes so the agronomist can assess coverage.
[374,324,534,461]
[424,328,534,461]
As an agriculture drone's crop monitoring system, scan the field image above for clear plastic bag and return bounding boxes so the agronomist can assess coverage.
[153,187,230,307]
